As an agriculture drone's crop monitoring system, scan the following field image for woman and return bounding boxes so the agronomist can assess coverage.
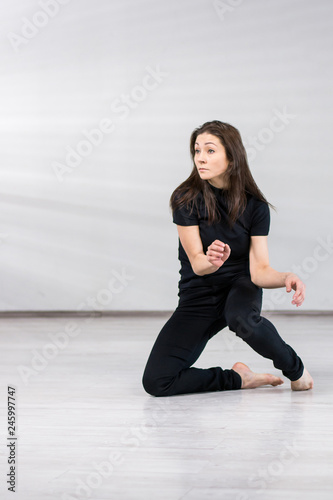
[142,120,313,397]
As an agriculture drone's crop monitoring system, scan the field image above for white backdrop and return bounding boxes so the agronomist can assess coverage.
[0,0,332,311]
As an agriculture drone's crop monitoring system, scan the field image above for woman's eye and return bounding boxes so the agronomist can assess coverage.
[195,148,214,154]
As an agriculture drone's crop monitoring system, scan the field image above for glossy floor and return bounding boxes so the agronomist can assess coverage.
[0,313,331,499]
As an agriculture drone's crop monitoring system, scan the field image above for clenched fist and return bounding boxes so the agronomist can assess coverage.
[206,239,231,269]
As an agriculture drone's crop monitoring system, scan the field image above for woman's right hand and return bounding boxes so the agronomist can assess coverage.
[206,240,231,268]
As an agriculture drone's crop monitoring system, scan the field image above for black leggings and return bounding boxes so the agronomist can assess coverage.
[142,275,304,397]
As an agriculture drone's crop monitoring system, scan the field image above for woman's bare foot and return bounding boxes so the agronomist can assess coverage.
[232,362,284,389]
[291,367,314,391]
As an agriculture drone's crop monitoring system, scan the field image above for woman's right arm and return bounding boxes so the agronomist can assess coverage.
[176,225,230,276]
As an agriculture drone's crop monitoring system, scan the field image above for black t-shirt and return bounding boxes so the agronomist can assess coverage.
[172,184,270,290]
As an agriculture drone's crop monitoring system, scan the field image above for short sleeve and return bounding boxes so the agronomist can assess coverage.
[250,200,270,236]
[172,202,199,226]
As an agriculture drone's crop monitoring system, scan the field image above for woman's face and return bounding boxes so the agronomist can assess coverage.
[194,132,229,188]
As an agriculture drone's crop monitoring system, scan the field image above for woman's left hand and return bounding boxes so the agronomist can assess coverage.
[285,273,306,307]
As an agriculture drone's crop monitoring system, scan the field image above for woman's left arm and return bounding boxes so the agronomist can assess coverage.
[249,235,306,307]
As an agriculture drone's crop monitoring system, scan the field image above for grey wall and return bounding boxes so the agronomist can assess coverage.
[1,0,332,312]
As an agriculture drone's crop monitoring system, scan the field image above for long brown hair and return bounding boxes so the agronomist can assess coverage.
[170,120,274,226]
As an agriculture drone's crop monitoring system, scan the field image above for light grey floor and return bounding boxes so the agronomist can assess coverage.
[0,313,332,500]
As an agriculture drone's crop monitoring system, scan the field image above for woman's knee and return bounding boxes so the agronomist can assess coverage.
[225,309,261,339]
[142,368,173,397]
[142,370,160,396]
[225,279,262,335]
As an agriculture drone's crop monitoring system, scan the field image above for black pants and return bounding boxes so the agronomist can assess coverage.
[142,275,304,397]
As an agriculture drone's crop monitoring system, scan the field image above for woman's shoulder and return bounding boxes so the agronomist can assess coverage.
[172,195,203,226]
[243,192,270,234]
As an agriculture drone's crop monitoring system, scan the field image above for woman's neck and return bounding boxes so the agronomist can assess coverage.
[207,180,228,190]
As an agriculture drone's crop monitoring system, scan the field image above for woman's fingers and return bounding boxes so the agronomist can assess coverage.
[208,249,224,258]
[206,240,231,263]
[207,245,224,258]
[286,274,306,307]
[292,287,305,306]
